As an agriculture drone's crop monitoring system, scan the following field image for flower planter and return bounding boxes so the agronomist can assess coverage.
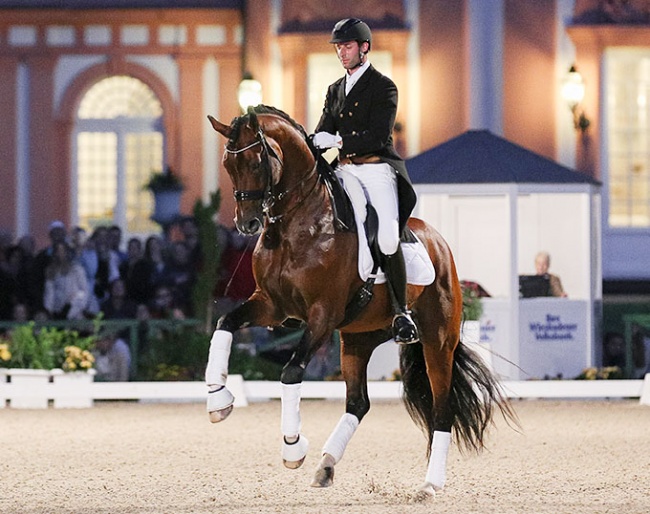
[152,189,182,225]
[51,369,96,409]
[0,369,51,409]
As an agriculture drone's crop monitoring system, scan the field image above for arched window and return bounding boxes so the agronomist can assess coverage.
[74,75,164,235]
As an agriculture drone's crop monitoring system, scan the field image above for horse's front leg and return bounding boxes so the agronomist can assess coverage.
[206,294,275,423]
[311,332,379,488]
[279,321,334,470]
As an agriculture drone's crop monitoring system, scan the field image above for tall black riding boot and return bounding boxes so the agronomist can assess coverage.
[382,247,419,344]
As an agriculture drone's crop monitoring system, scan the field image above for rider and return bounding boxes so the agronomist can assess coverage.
[311,18,419,344]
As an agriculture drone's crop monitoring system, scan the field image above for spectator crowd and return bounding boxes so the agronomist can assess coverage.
[0,218,256,326]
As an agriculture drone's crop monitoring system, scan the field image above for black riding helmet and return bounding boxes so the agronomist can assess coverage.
[329,18,372,50]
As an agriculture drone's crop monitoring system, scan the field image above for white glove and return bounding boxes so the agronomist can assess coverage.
[312,132,342,149]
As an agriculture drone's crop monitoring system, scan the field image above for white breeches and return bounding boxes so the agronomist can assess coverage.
[336,163,400,255]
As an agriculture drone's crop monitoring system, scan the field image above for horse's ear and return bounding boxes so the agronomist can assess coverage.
[207,115,232,139]
[247,108,260,132]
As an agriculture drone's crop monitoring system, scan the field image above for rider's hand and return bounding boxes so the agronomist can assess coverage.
[312,132,342,149]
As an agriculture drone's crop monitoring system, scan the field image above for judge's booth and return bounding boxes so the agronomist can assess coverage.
[414,183,601,380]
[367,131,602,381]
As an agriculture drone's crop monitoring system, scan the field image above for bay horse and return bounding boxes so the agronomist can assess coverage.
[206,105,514,495]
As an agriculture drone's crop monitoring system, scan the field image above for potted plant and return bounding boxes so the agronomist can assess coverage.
[461,282,484,322]
[144,166,184,225]
[460,281,484,345]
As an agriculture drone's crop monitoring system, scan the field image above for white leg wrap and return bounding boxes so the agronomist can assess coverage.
[425,431,452,491]
[205,330,232,388]
[321,413,360,464]
[281,383,302,438]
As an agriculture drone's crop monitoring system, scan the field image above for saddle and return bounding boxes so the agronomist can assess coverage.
[314,153,417,246]
[312,148,418,327]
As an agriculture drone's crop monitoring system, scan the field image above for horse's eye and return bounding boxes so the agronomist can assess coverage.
[249,160,263,173]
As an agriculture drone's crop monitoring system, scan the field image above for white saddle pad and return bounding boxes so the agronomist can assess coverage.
[336,167,435,286]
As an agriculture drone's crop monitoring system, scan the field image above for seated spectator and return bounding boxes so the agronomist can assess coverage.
[119,237,143,283]
[180,216,202,271]
[77,226,121,313]
[15,235,40,312]
[108,225,128,266]
[148,284,186,320]
[144,235,168,291]
[214,228,256,316]
[100,278,138,320]
[43,241,89,320]
[0,245,18,320]
[33,220,68,312]
[70,226,88,262]
[162,241,196,315]
[93,331,131,381]
[12,303,30,323]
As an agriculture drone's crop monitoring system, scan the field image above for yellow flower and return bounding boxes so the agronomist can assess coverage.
[62,345,95,372]
[0,343,11,362]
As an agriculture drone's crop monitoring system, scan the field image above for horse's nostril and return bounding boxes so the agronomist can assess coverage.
[240,218,262,235]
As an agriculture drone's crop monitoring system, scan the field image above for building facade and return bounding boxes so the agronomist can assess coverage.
[0,0,648,283]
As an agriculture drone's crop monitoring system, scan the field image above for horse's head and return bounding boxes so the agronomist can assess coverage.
[208,109,282,235]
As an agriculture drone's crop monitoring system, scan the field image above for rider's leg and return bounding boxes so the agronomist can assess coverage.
[349,163,418,344]
[381,247,419,343]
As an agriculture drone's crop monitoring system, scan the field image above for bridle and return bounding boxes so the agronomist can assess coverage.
[225,125,318,224]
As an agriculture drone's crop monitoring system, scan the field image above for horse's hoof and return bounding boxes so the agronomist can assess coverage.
[283,456,306,469]
[310,465,334,488]
[207,387,235,423]
[310,454,335,487]
[282,434,309,469]
[208,405,233,423]
[418,482,437,497]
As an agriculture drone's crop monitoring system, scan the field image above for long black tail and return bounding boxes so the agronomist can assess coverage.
[400,341,517,456]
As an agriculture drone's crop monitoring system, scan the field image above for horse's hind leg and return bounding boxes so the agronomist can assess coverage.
[311,331,380,488]
[405,278,461,494]
[421,342,455,494]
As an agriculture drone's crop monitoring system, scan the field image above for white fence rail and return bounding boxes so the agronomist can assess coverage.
[2,375,650,408]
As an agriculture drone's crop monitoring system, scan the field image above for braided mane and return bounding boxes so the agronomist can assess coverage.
[228,104,308,145]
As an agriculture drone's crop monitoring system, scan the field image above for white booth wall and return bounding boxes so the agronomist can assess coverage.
[413,184,601,381]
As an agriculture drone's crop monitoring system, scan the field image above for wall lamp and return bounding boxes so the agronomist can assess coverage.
[238,1,262,112]
[238,71,262,113]
[561,64,590,133]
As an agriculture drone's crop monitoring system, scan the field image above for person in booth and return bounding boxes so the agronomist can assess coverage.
[534,251,567,297]
[311,18,419,344]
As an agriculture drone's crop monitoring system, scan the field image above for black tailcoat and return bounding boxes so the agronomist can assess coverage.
[315,64,417,231]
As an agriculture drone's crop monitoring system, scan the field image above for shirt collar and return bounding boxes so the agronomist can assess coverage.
[345,60,370,95]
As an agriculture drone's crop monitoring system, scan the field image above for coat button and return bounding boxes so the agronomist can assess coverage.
[354,102,359,106]
[339,113,344,118]
[348,112,353,116]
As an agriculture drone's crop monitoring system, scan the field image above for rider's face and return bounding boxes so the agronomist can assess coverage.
[335,41,366,72]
